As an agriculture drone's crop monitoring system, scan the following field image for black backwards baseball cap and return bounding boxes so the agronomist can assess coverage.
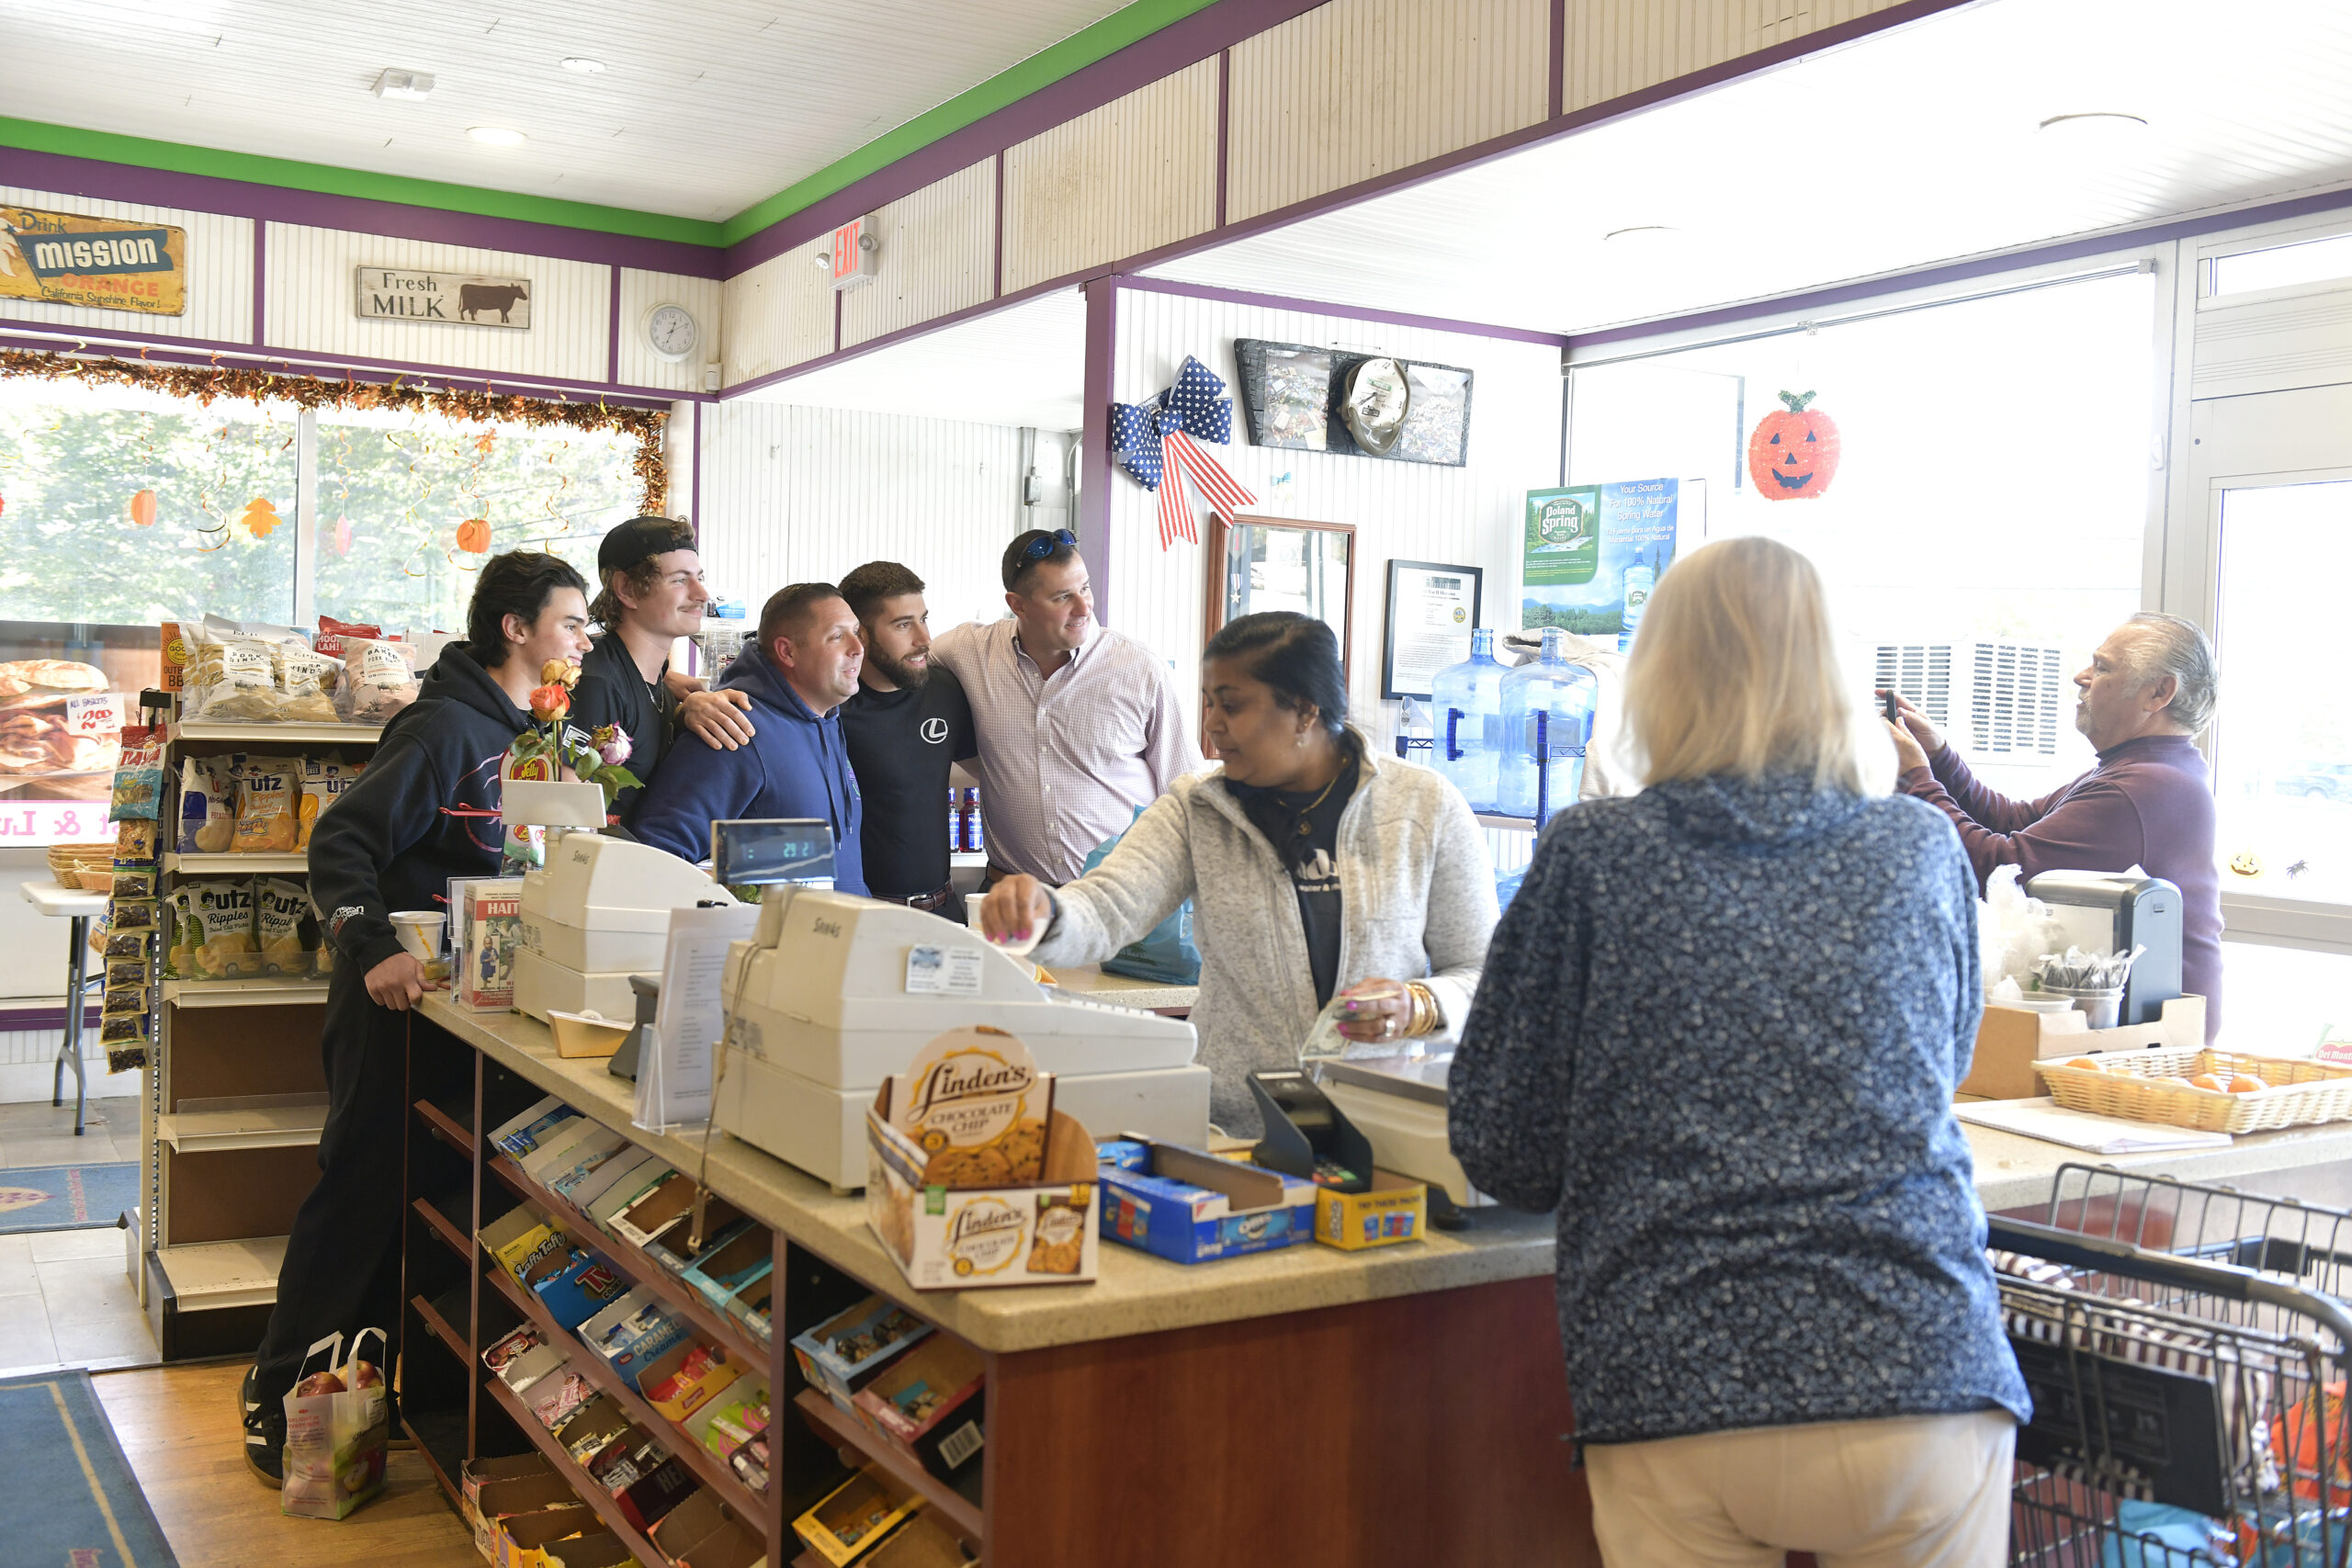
[598,514,696,575]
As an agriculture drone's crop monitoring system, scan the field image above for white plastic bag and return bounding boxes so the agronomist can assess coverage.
[280,1327,390,1519]
[1980,864,2069,992]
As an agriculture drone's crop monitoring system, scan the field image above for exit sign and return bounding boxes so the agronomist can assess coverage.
[827,215,880,291]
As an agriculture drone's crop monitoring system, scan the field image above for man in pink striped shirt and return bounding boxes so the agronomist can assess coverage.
[931,529,1200,886]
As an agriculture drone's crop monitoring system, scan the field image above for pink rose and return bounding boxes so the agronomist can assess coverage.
[598,730,633,767]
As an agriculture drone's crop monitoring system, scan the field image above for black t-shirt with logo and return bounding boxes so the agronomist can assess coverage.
[1230,762,1359,1007]
[568,632,679,827]
[839,668,978,901]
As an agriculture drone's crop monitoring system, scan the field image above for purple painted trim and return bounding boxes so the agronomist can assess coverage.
[8,148,725,277]
[1215,51,1230,230]
[833,288,843,355]
[719,273,1088,400]
[0,329,686,410]
[1547,0,1566,119]
[991,153,1006,301]
[1567,181,2352,353]
[250,223,266,348]
[1114,274,1568,346]
[0,1004,99,1032]
[606,264,623,386]
[691,403,702,528]
[722,0,1330,274]
[1080,276,1118,626]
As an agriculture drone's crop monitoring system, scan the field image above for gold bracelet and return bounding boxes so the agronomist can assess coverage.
[1406,981,1438,1037]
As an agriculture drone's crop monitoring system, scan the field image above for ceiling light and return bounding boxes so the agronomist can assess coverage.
[2038,112,2149,137]
[560,57,605,73]
[371,68,435,100]
[467,126,526,146]
[1602,225,1680,245]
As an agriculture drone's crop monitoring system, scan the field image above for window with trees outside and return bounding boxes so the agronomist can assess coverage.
[0,372,648,840]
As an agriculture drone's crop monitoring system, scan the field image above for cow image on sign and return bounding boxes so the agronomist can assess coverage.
[353,267,534,330]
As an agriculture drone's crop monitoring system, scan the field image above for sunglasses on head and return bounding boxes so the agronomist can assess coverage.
[1019,528,1077,564]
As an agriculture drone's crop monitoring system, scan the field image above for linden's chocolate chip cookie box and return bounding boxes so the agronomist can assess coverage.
[865,1026,1101,1290]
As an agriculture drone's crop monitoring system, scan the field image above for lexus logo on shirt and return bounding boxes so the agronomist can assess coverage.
[921,717,950,744]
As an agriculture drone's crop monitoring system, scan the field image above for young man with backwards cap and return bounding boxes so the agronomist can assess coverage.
[837,560,978,920]
[568,514,756,825]
[929,528,1198,887]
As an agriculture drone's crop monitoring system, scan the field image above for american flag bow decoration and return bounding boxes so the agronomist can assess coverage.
[1110,355,1258,549]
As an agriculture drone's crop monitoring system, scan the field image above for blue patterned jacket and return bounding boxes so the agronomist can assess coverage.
[1449,773,2030,1445]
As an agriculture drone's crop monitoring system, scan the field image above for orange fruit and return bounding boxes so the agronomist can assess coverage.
[2230,1075,2269,1093]
[2189,1073,2225,1091]
[2061,1057,2100,1071]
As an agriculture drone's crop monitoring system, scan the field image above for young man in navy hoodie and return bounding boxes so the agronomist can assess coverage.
[629,581,868,892]
[242,551,591,1483]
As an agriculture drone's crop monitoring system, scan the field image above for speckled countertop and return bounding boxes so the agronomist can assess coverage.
[423,998,2352,1354]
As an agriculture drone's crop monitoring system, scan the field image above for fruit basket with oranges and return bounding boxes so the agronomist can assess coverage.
[2033,1046,2352,1134]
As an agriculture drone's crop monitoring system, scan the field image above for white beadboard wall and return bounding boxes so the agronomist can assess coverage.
[0,183,254,344]
[697,401,1023,633]
[1561,0,1909,110]
[1107,288,1561,752]
[1226,0,1552,225]
[1001,60,1221,293]
[616,267,727,394]
[723,243,837,388]
[841,160,998,352]
[265,221,610,382]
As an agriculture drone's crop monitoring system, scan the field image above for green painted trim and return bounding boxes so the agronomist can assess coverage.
[0,118,726,245]
[716,0,1223,245]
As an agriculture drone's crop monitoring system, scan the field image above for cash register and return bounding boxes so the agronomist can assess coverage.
[512,828,724,1024]
[714,886,1209,1190]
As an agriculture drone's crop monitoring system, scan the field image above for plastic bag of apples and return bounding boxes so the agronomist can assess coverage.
[280,1326,390,1519]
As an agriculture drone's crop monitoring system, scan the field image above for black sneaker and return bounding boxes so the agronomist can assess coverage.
[239,1366,284,1486]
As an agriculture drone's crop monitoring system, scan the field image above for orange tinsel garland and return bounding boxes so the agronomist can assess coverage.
[0,347,668,513]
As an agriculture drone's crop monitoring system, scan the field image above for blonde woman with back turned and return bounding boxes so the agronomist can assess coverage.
[1449,536,2028,1567]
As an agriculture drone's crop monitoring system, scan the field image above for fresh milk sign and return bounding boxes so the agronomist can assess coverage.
[354,267,531,329]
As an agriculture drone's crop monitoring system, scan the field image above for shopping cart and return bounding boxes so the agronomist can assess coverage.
[1990,1164,2352,1566]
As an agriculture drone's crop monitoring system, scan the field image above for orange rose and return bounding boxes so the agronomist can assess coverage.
[527,683,571,722]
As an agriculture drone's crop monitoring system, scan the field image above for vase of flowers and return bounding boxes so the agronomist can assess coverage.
[500,660,642,868]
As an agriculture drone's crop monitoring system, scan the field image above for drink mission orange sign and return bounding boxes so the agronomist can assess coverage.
[0,205,187,315]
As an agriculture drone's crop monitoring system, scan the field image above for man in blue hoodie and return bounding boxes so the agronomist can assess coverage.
[631,581,868,892]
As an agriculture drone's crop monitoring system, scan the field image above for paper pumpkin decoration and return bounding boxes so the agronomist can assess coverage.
[455,517,492,554]
[1746,390,1842,501]
[126,489,159,526]
[238,496,281,538]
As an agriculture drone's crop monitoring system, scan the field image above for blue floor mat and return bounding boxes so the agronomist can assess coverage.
[0,1163,139,1235]
[0,1369,177,1566]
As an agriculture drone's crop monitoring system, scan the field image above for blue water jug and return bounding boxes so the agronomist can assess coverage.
[1430,628,1506,812]
[1498,628,1599,821]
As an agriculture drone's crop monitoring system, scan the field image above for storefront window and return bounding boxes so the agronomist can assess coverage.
[1567,269,2156,801]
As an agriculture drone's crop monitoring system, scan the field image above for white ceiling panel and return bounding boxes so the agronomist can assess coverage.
[734,287,1085,428]
[3,0,1134,223]
[1148,0,2352,335]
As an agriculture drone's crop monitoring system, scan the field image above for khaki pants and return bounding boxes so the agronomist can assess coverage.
[1584,1410,2015,1568]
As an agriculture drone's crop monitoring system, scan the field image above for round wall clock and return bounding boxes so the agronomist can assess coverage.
[643,303,698,365]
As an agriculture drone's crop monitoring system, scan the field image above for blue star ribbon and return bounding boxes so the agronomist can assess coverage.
[1111,355,1235,491]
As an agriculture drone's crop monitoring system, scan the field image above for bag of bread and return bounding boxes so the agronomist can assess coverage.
[187,878,260,980]
[312,616,380,660]
[336,638,421,725]
[256,877,313,979]
[297,754,359,849]
[185,625,281,721]
[277,649,339,723]
[176,755,240,853]
[233,757,302,852]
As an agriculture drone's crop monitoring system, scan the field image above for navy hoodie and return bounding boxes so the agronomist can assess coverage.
[628,640,865,892]
[310,643,528,974]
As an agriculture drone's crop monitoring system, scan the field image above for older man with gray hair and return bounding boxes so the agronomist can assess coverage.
[1885,612,2223,1039]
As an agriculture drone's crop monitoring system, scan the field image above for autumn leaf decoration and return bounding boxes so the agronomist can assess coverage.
[238,496,281,539]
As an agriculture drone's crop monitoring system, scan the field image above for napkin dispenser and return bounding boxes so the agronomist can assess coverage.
[2023,871,2183,1026]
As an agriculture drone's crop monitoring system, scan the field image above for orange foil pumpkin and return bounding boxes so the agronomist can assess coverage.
[455,517,492,554]
[1746,389,1842,501]
[127,489,159,526]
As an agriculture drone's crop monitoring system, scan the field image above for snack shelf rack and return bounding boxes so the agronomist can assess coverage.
[481,1373,672,1568]
[141,716,380,1360]
[153,1091,327,1152]
[791,1388,984,1538]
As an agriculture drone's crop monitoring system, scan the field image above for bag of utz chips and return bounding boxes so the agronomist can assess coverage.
[280,1327,390,1520]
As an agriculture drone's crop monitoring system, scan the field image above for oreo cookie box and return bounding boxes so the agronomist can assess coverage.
[865,1027,1100,1291]
[1096,1139,1316,1265]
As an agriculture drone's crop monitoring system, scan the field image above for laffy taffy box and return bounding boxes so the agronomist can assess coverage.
[866,1028,1099,1290]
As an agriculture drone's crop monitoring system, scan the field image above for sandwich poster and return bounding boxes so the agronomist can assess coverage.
[0,205,187,316]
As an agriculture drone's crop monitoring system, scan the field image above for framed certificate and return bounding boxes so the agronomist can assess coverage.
[1381,560,1485,701]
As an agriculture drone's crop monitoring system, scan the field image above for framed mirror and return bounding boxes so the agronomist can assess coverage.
[1204,513,1356,677]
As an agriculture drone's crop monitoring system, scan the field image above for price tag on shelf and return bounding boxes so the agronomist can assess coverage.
[65,694,126,734]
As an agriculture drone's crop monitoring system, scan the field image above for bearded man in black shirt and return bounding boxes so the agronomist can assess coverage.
[837,560,978,919]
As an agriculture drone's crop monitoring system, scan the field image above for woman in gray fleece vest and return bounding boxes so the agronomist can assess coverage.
[981,612,1498,1137]
[1451,537,2028,1565]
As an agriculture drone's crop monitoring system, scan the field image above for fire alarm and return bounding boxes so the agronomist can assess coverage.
[826,215,880,291]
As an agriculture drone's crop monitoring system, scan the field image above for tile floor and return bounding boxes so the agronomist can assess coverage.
[0,1094,157,1374]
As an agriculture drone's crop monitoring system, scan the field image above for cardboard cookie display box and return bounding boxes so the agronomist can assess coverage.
[850,1332,987,1483]
[865,1027,1100,1290]
[1959,994,2207,1100]
[1096,1139,1315,1264]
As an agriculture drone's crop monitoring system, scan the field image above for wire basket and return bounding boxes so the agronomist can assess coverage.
[2034,1049,2352,1134]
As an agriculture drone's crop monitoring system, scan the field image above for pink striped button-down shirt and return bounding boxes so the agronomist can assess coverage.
[930,617,1200,886]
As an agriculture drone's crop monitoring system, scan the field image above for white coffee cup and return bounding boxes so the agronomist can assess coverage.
[389,910,446,963]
